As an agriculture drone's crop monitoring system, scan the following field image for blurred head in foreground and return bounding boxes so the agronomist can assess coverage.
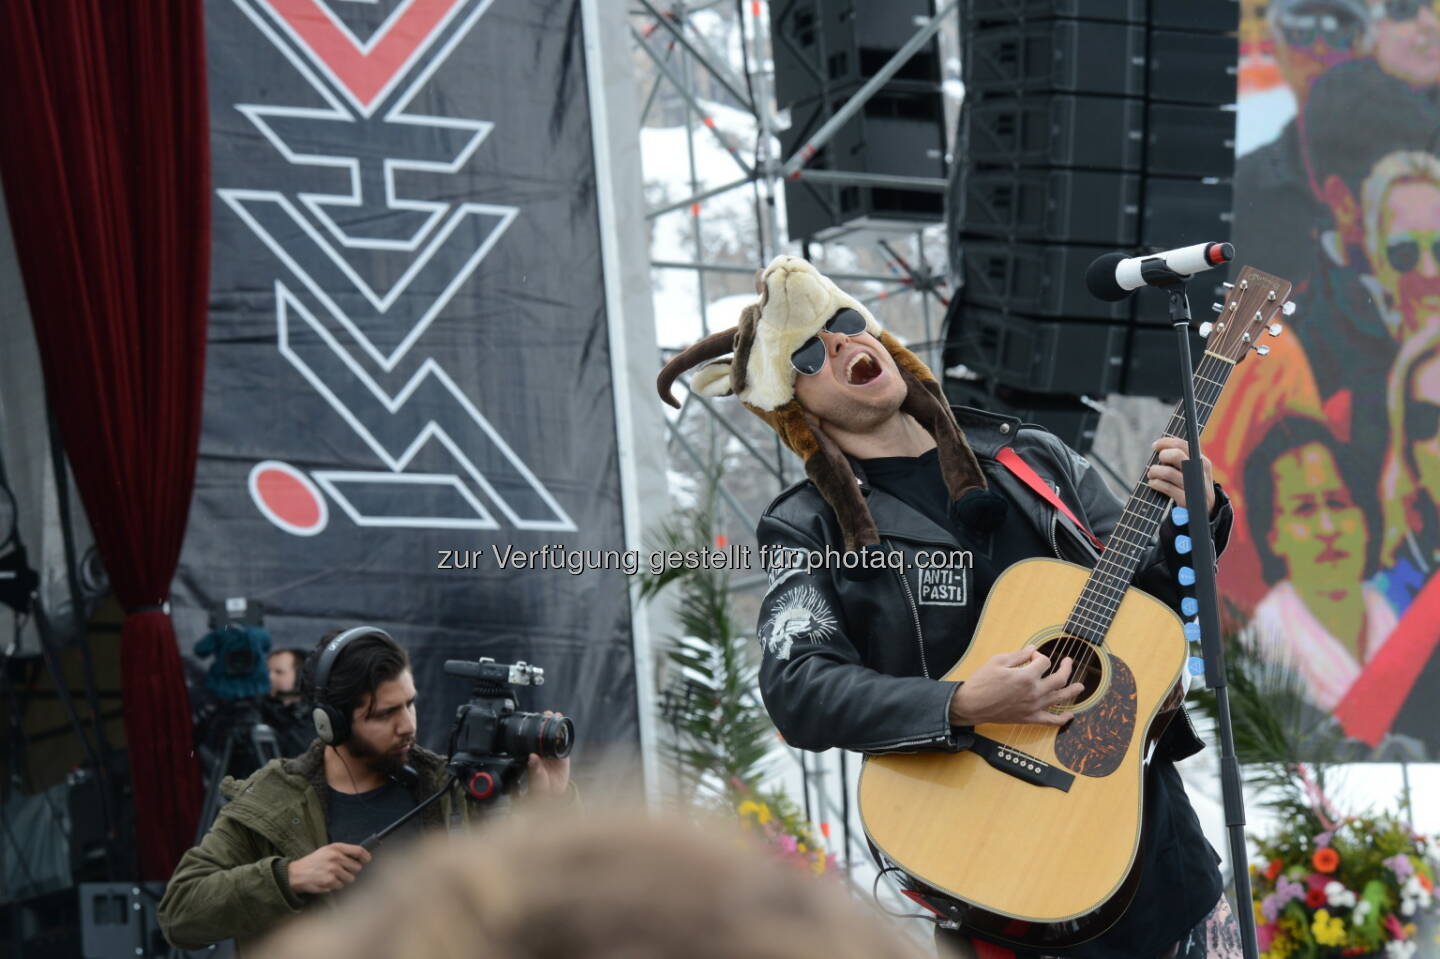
[260,809,924,959]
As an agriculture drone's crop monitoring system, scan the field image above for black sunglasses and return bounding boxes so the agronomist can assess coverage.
[1408,398,1440,440]
[790,308,868,375]
[1381,0,1431,20]
[1385,233,1440,273]
[1278,9,1365,50]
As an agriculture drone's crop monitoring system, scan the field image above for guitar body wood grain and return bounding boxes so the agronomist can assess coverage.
[858,557,1187,948]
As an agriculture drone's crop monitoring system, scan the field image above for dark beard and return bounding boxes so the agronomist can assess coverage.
[345,733,412,779]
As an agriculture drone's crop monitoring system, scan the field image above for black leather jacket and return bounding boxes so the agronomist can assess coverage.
[755,406,1233,761]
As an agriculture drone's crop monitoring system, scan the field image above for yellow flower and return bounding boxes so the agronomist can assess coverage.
[1262,931,1296,959]
[737,800,772,824]
[810,854,825,875]
[1311,909,1347,947]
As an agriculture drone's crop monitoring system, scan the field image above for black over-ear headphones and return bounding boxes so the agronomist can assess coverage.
[311,626,393,747]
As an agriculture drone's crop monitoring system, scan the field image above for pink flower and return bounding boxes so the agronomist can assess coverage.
[777,834,797,855]
[1262,893,1282,922]
[1276,876,1305,902]
[1258,924,1276,951]
[1316,831,1334,848]
[1385,914,1408,940]
[1386,854,1415,879]
[1308,871,1332,892]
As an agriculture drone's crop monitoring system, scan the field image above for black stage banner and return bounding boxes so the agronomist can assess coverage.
[178,0,638,758]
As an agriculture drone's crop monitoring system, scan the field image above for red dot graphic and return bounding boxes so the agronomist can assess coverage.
[251,463,325,533]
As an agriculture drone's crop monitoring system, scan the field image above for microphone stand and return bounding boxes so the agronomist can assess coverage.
[1145,261,1257,959]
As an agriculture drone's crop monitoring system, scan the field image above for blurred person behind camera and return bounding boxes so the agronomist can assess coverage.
[259,647,315,757]
[268,648,305,705]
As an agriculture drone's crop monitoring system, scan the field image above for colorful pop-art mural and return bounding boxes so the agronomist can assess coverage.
[1209,0,1440,759]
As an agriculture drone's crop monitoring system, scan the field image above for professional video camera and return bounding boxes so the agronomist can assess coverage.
[356,656,576,852]
[444,657,574,802]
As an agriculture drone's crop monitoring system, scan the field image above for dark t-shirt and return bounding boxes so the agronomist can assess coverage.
[325,781,422,849]
[861,449,1221,958]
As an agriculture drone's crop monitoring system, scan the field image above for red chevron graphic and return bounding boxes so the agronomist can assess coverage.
[263,0,462,109]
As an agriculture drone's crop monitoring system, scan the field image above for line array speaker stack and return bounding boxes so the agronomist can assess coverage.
[943,0,1239,451]
[771,0,949,241]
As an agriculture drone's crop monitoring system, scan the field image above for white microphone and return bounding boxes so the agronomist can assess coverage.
[1084,242,1234,302]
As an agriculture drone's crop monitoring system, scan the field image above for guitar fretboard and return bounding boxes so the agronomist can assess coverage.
[1063,351,1234,644]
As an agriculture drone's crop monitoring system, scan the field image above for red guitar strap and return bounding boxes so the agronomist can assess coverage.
[995,447,1104,552]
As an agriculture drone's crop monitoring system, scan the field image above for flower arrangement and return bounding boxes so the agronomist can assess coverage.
[1188,626,1440,959]
[1251,809,1438,958]
[734,781,838,876]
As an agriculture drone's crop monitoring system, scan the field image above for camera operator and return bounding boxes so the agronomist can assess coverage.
[158,626,574,953]
[267,648,305,704]
[258,647,315,757]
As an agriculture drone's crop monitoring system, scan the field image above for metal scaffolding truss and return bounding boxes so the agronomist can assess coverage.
[626,0,961,920]
[633,0,959,480]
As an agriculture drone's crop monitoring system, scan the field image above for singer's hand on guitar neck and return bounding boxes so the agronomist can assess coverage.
[1146,437,1216,514]
[948,649,1085,727]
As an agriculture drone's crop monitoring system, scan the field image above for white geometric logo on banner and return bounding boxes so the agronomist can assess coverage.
[225,0,575,533]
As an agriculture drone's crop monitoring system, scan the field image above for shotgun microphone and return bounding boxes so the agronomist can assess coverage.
[1084,242,1234,302]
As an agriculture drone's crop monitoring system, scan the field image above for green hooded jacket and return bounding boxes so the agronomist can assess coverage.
[157,740,490,953]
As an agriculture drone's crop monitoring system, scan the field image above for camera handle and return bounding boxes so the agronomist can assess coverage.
[359,773,457,852]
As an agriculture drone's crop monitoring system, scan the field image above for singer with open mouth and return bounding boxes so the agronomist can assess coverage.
[658,255,1241,958]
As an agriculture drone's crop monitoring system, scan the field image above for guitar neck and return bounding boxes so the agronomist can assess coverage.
[1063,350,1235,644]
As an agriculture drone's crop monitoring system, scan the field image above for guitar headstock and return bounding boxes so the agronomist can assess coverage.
[1197,266,1294,363]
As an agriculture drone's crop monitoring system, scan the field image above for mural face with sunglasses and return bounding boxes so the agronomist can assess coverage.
[1274,2,1370,100]
[1376,176,1440,333]
[1407,351,1440,502]
[1371,0,1440,84]
[791,308,908,433]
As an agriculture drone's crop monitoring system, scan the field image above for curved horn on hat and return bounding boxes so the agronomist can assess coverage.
[656,327,738,408]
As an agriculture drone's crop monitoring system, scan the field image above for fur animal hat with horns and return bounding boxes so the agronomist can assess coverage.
[657,255,988,553]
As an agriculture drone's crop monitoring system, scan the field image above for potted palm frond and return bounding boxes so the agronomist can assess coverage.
[639,473,835,875]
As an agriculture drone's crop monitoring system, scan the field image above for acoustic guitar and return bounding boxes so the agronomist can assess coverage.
[858,266,1293,950]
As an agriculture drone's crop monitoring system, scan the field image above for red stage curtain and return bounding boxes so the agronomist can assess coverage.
[0,0,210,878]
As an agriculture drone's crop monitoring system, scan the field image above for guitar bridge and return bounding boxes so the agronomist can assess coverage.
[970,735,1074,792]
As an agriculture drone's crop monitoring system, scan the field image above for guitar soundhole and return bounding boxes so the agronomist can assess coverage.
[1035,636,1104,707]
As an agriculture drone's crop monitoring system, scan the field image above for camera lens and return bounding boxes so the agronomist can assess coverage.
[501,711,575,759]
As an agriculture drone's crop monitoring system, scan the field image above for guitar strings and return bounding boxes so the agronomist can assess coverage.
[1002,345,1234,755]
[1058,354,1229,687]
[1047,350,1228,699]
[1021,350,1230,753]
[1015,355,1225,754]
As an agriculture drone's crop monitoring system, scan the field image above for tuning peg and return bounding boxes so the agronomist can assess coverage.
[1268,323,1282,337]
[1222,281,1235,289]
[1256,345,1271,357]
[1211,302,1225,314]
[1198,321,1214,338]
[1282,301,1296,316]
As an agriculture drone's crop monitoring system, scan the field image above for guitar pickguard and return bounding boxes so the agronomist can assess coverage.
[1054,652,1137,777]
